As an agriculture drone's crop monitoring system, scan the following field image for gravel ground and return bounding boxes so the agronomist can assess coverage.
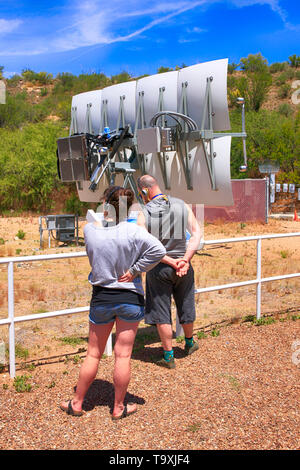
[0,318,300,451]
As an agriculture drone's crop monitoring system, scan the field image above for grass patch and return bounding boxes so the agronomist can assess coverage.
[254,317,276,326]
[186,423,202,432]
[15,344,29,360]
[59,336,87,347]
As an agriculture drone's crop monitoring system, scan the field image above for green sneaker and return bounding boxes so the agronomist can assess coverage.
[184,341,199,356]
[156,357,176,369]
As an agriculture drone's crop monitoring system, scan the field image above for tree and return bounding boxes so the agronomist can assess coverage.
[230,109,300,182]
[228,62,239,74]
[157,66,173,74]
[228,54,272,111]
[289,55,300,68]
[239,52,269,73]
[0,66,4,79]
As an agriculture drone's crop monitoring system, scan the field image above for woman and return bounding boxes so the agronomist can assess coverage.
[60,186,166,419]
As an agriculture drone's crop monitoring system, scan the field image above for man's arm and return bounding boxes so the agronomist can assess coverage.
[183,204,202,263]
[175,205,202,277]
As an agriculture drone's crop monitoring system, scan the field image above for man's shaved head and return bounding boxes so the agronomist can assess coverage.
[137,175,158,190]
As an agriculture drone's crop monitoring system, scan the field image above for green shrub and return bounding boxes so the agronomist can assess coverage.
[13,375,32,392]
[276,72,288,86]
[288,55,300,68]
[16,229,25,240]
[278,103,293,117]
[40,88,48,97]
[269,62,287,73]
[64,192,89,216]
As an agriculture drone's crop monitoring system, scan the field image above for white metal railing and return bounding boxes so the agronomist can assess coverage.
[1,232,300,378]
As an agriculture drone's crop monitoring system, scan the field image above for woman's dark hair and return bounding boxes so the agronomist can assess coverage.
[102,186,134,223]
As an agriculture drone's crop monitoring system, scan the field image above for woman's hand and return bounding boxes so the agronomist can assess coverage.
[118,270,135,283]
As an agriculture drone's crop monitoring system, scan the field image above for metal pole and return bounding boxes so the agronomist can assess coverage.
[104,335,112,356]
[256,238,262,319]
[176,313,184,338]
[8,262,16,378]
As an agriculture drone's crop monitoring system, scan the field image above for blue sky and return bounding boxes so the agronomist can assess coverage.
[0,0,299,78]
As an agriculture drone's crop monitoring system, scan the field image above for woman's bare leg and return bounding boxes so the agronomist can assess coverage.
[61,321,114,413]
[112,318,139,418]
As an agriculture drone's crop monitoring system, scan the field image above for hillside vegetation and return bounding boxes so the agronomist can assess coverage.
[0,53,299,214]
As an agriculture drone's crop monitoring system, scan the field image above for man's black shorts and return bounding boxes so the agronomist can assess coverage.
[145,263,196,325]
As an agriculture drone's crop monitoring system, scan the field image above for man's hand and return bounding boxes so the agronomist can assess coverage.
[118,270,135,283]
[175,259,190,277]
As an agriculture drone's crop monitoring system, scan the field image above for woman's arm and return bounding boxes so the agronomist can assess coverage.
[119,228,166,282]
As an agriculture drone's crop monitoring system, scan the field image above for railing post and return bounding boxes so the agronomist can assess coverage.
[256,238,262,319]
[8,262,16,378]
[104,334,112,356]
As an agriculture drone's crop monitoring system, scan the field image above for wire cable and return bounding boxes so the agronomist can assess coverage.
[150,111,198,131]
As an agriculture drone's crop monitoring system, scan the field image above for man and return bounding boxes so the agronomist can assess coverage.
[136,174,202,369]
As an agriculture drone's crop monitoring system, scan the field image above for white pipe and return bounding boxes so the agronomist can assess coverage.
[8,262,15,379]
[256,238,262,319]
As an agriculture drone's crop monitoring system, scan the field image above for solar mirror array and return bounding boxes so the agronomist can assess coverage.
[56,58,247,206]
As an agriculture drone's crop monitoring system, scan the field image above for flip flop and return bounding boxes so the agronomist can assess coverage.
[111,403,137,421]
[60,400,85,417]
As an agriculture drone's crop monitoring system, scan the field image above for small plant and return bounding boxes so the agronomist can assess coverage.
[15,249,22,255]
[236,257,244,265]
[240,222,246,229]
[176,335,184,343]
[280,250,289,259]
[227,374,241,392]
[211,328,220,337]
[16,229,26,240]
[186,422,201,432]
[13,374,32,393]
[0,238,5,245]
[47,381,56,389]
[197,331,207,339]
[3,384,8,390]
[72,355,82,364]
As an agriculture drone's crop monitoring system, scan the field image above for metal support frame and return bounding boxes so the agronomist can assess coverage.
[156,86,173,190]
[100,99,108,133]
[67,77,248,195]
[69,106,78,136]
[84,103,93,134]
[116,95,126,132]
[177,81,194,190]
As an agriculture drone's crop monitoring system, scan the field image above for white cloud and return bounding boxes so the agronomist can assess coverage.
[0,18,22,34]
[0,0,297,57]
